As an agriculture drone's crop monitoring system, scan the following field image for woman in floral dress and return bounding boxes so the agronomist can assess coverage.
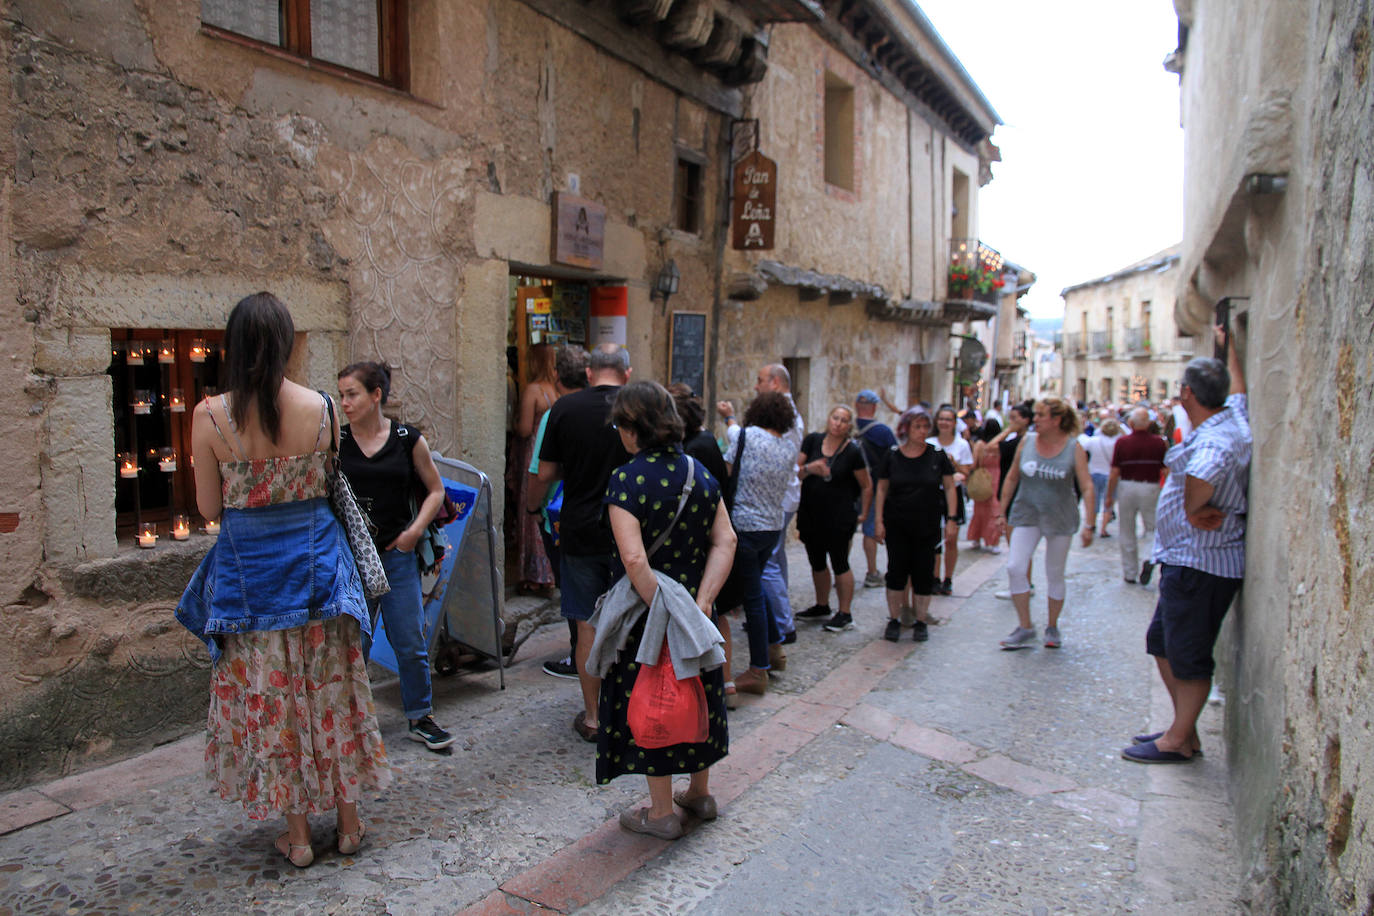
[177,293,389,868]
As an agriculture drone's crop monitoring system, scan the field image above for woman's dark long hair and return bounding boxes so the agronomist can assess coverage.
[223,292,295,443]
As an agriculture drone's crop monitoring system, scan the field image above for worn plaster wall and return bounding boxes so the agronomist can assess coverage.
[1178,1,1374,910]
[1061,260,1189,404]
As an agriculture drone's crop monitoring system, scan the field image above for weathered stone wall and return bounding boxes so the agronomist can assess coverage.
[1061,257,1189,405]
[1176,1,1374,909]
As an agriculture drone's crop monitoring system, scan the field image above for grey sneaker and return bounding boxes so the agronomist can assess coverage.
[863,572,885,589]
[1000,626,1037,650]
[883,618,901,642]
[1043,625,1062,649]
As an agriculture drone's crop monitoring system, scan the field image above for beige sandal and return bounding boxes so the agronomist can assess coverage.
[275,833,314,868]
[337,820,367,856]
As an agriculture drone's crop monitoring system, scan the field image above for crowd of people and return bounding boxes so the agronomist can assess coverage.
[174,292,1251,862]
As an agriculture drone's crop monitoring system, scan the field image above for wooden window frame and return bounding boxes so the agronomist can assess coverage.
[674,152,705,236]
[201,0,411,91]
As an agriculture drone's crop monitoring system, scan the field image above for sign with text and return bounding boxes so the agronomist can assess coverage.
[669,311,708,397]
[552,192,606,269]
[590,285,628,346]
[731,151,777,250]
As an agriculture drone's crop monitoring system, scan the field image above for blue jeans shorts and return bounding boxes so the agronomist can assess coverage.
[1145,563,1241,680]
[560,553,615,622]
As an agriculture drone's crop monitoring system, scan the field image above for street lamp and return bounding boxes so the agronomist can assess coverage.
[654,259,680,311]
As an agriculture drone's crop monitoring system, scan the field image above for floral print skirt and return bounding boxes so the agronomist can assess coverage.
[206,616,391,820]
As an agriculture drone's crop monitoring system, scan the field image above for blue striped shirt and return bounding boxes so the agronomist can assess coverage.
[1151,393,1251,578]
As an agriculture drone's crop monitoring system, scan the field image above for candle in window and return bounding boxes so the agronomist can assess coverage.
[132,390,154,415]
[112,341,125,362]
[189,338,208,363]
[127,345,145,366]
[158,340,176,364]
[204,518,220,535]
[171,513,190,541]
[118,452,138,479]
[158,447,177,472]
[169,388,186,413]
[137,522,157,548]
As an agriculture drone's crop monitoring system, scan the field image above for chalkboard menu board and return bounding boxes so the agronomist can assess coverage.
[669,311,707,397]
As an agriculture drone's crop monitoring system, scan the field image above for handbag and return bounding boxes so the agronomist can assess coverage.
[966,465,994,502]
[627,641,709,748]
[320,393,391,600]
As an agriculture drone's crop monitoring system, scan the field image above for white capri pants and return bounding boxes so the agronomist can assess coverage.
[1006,525,1072,600]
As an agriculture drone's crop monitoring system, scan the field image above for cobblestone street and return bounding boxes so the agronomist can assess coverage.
[0,533,1242,914]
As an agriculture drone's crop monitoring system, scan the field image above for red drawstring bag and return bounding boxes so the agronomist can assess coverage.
[627,642,709,748]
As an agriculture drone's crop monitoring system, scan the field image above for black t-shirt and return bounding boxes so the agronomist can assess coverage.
[683,429,729,491]
[878,444,953,531]
[338,421,420,549]
[538,385,629,556]
[796,432,865,537]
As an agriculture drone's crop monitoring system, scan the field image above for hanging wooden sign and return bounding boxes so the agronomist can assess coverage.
[731,150,777,250]
[552,191,606,269]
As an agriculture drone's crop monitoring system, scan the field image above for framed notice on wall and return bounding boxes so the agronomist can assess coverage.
[669,311,708,397]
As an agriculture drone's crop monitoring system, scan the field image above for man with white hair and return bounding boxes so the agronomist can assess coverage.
[1105,406,1169,583]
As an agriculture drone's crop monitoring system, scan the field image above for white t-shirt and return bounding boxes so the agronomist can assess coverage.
[927,435,973,469]
[1079,432,1120,476]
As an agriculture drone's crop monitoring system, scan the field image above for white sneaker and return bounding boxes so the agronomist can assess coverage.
[994,590,1011,599]
[986,545,1004,555]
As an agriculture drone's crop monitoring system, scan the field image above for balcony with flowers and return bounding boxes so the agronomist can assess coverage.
[945,238,1005,320]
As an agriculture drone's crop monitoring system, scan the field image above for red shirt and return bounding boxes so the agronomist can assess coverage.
[1111,430,1168,483]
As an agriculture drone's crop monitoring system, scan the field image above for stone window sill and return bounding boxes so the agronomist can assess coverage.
[69,538,214,603]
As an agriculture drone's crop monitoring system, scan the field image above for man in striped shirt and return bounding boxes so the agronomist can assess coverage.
[1123,331,1250,764]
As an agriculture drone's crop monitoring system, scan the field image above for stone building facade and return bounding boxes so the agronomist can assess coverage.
[0,0,1007,787]
[1058,246,1196,407]
[1169,0,1373,909]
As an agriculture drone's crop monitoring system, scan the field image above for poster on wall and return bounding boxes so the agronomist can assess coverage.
[589,286,627,346]
[552,192,606,269]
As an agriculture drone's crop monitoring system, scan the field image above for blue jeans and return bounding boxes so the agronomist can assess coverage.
[365,548,432,720]
[761,510,796,636]
[737,528,782,670]
[1091,472,1109,515]
[560,553,616,622]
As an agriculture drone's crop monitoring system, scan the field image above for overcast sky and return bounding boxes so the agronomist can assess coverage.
[916,0,1184,319]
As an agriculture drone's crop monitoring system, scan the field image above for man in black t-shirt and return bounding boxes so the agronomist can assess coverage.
[534,343,631,742]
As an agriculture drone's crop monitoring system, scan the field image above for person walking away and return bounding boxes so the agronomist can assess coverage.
[989,401,1033,599]
[722,391,797,694]
[996,397,1095,650]
[795,405,872,629]
[874,407,957,643]
[527,346,590,679]
[177,293,388,868]
[1105,407,1169,583]
[1081,416,1122,537]
[337,361,454,752]
[928,404,973,594]
[510,343,558,593]
[594,381,736,839]
[966,418,1004,552]
[718,364,804,651]
[854,389,897,588]
[1123,331,1249,764]
[534,344,632,741]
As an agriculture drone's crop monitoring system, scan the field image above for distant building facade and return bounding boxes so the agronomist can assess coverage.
[1058,247,1193,405]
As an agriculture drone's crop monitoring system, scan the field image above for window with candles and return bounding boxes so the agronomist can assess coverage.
[109,330,224,541]
[200,0,410,89]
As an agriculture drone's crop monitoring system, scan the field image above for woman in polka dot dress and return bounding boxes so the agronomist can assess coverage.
[599,381,737,839]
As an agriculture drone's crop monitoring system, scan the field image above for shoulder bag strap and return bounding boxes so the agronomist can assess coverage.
[646,457,695,559]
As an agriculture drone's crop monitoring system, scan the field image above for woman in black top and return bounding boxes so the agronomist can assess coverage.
[795,405,872,630]
[337,362,454,753]
[874,406,957,643]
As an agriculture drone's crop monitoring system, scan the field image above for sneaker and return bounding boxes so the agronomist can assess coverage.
[883,618,901,642]
[1043,625,1062,648]
[994,590,1012,600]
[1140,561,1155,586]
[999,626,1037,650]
[797,604,831,620]
[542,656,578,679]
[938,577,953,596]
[863,572,884,589]
[823,612,855,632]
[781,630,797,644]
[408,715,455,750]
[912,619,929,642]
[986,545,1004,555]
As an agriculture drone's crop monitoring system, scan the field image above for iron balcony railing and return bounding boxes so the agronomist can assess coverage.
[1062,332,1085,356]
[947,238,1005,306]
[1089,330,1113,356]
[1124,326,1151,355]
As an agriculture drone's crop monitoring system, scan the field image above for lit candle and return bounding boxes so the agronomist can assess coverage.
[204,519,220,535]
[137,522,157,548]
[118,453,138,479]
[158,448,177,473]
[132,390,154,415]
[169,388,186,413]
[172,513,190,541]
[189,339,207,363]
[158,340,175,364]
[127,346,145,366]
